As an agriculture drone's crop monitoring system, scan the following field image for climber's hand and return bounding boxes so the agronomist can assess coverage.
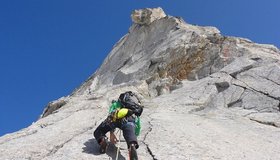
[110,131,117,144]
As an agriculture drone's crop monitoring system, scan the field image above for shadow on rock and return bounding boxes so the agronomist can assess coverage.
[82,138,100,155]
[83,138,126,160]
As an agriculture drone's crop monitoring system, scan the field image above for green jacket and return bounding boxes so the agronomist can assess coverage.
[109,101,141,136]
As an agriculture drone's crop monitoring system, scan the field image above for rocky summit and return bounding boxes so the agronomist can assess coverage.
[0,8,280,160]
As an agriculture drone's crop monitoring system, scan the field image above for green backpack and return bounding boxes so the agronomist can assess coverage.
[109,101,141,136]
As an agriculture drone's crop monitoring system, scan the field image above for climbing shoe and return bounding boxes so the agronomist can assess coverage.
[99,137,108,154]
[129,143,138,160]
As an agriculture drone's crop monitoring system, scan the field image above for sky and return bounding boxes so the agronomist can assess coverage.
[0,0,279,137]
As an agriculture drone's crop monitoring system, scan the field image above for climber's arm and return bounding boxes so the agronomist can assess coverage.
[109,131,117,144]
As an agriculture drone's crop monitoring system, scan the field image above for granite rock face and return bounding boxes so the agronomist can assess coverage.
[0,8,280,160]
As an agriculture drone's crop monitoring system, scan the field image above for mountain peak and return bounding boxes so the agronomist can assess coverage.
[131,7,166,25]
[0,8,280,160]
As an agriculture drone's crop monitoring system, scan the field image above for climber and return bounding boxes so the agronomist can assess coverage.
[93,91,143,157]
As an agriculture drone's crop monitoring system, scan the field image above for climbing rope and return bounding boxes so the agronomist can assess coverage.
[115,129,122,160]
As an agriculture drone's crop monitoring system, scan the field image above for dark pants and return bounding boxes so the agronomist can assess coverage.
[94,117,139,149]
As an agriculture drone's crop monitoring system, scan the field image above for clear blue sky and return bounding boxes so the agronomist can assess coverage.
[0,0,279,136]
